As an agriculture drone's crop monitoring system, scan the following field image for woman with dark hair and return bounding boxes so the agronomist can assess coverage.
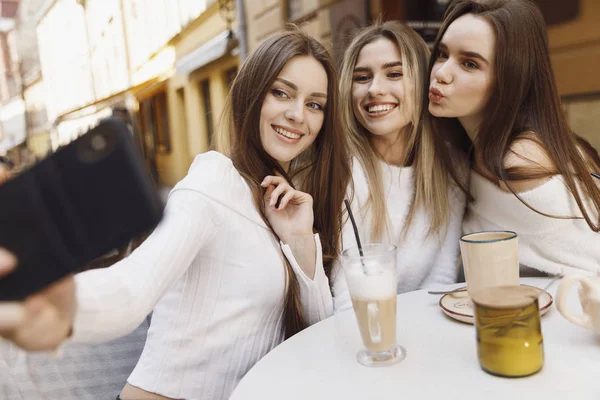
[427,0,600,275]
[0,27,351,400]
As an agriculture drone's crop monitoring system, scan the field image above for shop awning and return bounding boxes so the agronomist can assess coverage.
[176,30,238,75]
[55,76,166,123]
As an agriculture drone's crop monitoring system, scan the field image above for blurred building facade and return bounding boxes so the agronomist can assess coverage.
[0,0,27,162]
[29,0,239,185]
[547,0,600,151]
[14,0,51,160]
[4,0,597,176]
[244,0,369,63]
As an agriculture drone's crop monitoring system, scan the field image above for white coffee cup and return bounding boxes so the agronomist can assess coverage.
[556,275,600,335]
[460,230,520,295]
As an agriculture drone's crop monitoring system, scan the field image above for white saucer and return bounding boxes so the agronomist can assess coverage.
[439,284,553,324]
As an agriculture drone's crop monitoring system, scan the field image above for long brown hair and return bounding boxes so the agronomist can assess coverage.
[429,0,600,231]
[339,21,463,241]
[215,27,351,337]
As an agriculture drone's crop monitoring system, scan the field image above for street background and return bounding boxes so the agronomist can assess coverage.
[0,0,598,187]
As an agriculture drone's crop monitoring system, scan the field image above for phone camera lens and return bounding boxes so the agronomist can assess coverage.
[90,135,107,152]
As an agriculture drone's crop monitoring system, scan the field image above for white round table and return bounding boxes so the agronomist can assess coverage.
[230,277,600,399]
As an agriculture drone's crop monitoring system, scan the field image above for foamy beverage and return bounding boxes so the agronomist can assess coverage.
[341,244,406,366]
[348,270,397,353]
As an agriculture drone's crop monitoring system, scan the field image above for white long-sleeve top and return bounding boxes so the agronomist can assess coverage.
[463,171,600,276]
[331,159,466,312]
[70,151,332,400]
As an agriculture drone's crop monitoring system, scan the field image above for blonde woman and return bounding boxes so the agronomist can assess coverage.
[332,21,467,311]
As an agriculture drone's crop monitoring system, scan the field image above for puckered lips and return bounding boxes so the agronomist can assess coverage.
[362,102,397,119]
[272,124,305,144]
[429,87,445,104]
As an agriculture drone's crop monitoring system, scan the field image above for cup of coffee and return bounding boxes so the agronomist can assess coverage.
[460,230,520,295]
[556,275,600,335]
[341,244,405,367]
[472,285,544,377]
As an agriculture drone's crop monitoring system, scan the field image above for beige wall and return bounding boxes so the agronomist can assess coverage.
[548,0,600,96]
[548,0,600,151]
[158,4,239,186]
[244,0,334,52]
[564,95,600,152]
[27,130,52,158]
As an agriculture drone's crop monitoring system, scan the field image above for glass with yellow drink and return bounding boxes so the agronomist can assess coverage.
[472,285,544,377]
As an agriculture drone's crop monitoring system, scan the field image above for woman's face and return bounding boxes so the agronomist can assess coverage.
[259,55,328,170]
[429,14,495,133]
[351,37,413,140]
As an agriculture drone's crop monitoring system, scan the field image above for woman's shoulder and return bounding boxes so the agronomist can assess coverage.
[499,133,556,192]
[172,151,244,201]
[504,133,555,171]
[188,151,233,172]
[171,151,268,228]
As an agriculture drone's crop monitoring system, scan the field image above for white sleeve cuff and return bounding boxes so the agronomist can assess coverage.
[280,233,323,283]
[280,233,333,324]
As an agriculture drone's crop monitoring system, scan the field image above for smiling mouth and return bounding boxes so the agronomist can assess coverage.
[273,125,303,140]
[364,104,397,117]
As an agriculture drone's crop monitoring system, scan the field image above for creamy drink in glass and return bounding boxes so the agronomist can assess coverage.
[341,244,406,366]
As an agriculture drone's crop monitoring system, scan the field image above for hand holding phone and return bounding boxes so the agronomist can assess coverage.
[0,118,164,301]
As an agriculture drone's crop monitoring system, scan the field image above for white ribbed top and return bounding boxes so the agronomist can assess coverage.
[70,152,332,400]
[331,159,467,312]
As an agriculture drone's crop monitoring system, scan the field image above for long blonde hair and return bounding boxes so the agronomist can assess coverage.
[339,21,459,241]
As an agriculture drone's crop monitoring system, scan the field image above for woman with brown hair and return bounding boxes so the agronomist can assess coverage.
[332,21,467,311]
[428,0,600,275]
[0,28,350,400]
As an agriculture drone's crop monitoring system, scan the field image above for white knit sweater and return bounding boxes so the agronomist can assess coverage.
[331,159,466,312]
[463,171,600,276]
[70,152,332,400]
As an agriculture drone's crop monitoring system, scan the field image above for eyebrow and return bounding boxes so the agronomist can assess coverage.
[439,42,490,65]
[353,61,403,73]
[275,78,327,99]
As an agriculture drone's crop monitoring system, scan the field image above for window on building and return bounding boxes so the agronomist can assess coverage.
[138,90,171,154]
[153,91,171,153]
[200,79,213,146]
[139,98,156,155]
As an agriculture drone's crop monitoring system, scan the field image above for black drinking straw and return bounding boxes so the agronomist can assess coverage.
[344,199,364,257]
[592,172,600,181]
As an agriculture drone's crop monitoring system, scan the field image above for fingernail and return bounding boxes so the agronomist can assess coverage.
[0,304,25,328]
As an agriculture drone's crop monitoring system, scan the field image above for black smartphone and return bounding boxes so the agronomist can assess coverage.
[0,118,164,301]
